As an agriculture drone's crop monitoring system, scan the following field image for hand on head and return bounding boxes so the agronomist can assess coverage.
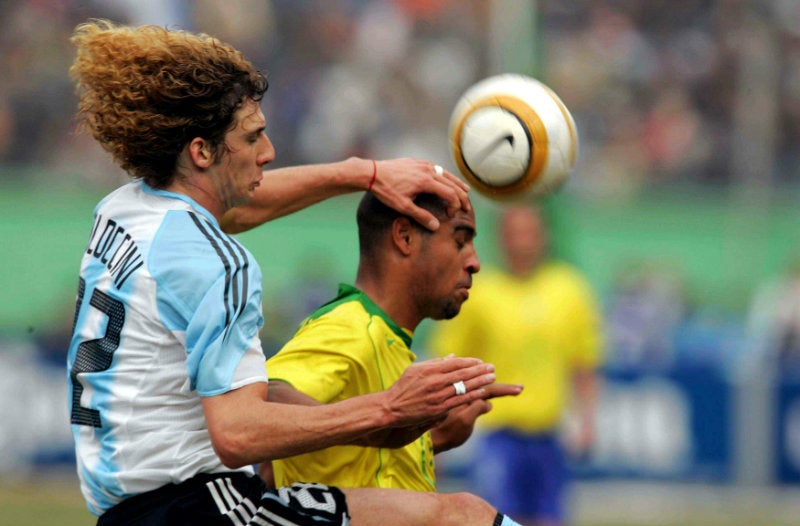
[368,158,470,231]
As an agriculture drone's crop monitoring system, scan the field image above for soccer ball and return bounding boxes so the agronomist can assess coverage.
[448,74,579,201]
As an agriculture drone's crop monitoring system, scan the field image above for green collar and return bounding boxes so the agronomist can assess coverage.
[309,283,413,348]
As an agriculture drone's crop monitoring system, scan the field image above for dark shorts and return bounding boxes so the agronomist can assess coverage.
[470,430,566,522]
[97,472,350,526]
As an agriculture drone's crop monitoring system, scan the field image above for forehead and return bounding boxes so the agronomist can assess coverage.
[232,100,266,132]
[442,207,477,234]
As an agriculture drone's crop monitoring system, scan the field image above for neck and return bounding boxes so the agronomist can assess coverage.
[355,268,421,331]
[166,175,226,222]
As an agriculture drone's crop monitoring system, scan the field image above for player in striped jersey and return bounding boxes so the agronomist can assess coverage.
[67,19,523,526]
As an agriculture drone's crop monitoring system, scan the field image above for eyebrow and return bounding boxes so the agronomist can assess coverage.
[454,224,477,239]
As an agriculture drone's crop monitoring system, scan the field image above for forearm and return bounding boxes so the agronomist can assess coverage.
[431,427,449,454]
[573,369,599,424]
[205,357,496,467]
[222,156,470,234]
[352,420,439,449]
[269,380,434,449]
[204,384,396,467]
[258,395,396,459]
[266,379,320,406]
[221,158,372,233]
[429,401,486,454]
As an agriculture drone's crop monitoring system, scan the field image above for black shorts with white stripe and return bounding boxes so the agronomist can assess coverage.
[97,472,350,526]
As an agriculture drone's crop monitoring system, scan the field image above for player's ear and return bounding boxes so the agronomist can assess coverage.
[391,217,415,256]
[187,137,214,169]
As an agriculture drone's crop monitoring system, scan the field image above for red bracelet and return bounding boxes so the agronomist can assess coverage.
[367,160,378,191]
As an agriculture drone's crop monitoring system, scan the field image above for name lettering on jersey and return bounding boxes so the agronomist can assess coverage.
[86,214,144,289]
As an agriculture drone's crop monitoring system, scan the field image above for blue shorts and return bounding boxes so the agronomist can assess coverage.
[469,429,566,523]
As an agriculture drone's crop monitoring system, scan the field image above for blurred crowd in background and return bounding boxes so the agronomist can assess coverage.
[2,1,800,189]
[3,0,800,368]
[4,0,800,478]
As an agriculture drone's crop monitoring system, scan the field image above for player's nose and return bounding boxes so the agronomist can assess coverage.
[257,134,275,166]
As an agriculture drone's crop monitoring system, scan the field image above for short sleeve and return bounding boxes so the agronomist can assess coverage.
[151,211,267,396]
[267,316,365,403]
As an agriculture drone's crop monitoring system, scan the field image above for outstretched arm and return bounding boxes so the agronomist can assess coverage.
[265,379,446,450]
[221,157,470,234]
[569,368,599,455]
[203,357,496,468]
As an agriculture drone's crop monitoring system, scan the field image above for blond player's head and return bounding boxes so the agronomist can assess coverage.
[70,19,268,188]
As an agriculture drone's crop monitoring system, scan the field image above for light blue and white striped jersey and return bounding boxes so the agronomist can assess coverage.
[67,180,268,516]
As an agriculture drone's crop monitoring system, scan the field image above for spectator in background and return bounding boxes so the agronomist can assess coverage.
[744,252,800,375]
[428,205,603,526]
[604,260,689,369]
[4,1,800,193]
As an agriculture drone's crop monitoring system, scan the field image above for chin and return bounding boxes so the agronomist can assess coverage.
[441,304,462,320]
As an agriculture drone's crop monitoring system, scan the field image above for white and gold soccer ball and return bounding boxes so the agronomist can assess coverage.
[449,74,579,201]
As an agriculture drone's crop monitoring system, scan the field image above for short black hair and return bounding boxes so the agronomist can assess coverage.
[356,193,449,256]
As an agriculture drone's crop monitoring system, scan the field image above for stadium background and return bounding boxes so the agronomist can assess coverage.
[2,1,800,524]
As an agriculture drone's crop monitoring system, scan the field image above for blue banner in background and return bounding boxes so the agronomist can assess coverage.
[776,379,800,483]
[572,366,733,482]
[14,348,800,488]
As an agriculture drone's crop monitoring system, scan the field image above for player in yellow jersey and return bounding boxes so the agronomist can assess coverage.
[265,192,523,491]
[428,205,603,526]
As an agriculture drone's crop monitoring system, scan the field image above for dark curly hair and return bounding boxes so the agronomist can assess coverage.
[70,19,269,187]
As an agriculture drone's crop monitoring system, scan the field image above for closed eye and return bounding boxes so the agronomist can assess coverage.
[454,226,475,250]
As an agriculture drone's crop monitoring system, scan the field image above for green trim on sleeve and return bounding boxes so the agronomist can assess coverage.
[306,283,413,348]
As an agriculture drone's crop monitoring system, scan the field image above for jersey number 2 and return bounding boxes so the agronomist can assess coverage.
[70,277,126,428]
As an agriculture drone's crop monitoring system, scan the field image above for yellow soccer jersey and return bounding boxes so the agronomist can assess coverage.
[428,262,602,433]
[267,284,436,491]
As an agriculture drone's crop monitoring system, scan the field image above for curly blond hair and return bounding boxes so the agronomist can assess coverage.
[70,19,268,187]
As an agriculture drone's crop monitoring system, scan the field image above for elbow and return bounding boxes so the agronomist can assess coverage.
[221,206,279,234]
[219,212,247,235]
[217,452,249,470]
[220,207,265,234]
[211,428,290,468]
[211,430,258,469]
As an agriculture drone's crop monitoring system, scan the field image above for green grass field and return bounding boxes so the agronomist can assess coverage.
[4,474,798,526]
[0,475,94,525]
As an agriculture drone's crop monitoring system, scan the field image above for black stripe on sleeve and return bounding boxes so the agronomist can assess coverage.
[188,213,232,331]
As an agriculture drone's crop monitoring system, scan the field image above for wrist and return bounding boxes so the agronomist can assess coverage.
[367,159,378,191]
[373,391,399,428]
[338,157,376,191]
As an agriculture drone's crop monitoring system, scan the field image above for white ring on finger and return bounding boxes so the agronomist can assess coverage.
[434,164,444,177]
[453,380,467,396]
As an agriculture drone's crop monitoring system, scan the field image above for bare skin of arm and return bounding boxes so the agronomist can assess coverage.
[569,368,599,454]
[221,157,470,234]
[202,357,495,468]
[259,379,444,487]
[265,379,443,449]
[266,379,524,454]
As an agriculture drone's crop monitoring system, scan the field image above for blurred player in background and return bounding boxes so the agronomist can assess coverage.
[428,205,603,526]
[67,19,525,526]
[264,192,523,490]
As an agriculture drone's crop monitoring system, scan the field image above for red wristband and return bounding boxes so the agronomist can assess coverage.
[367,160,377,191]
